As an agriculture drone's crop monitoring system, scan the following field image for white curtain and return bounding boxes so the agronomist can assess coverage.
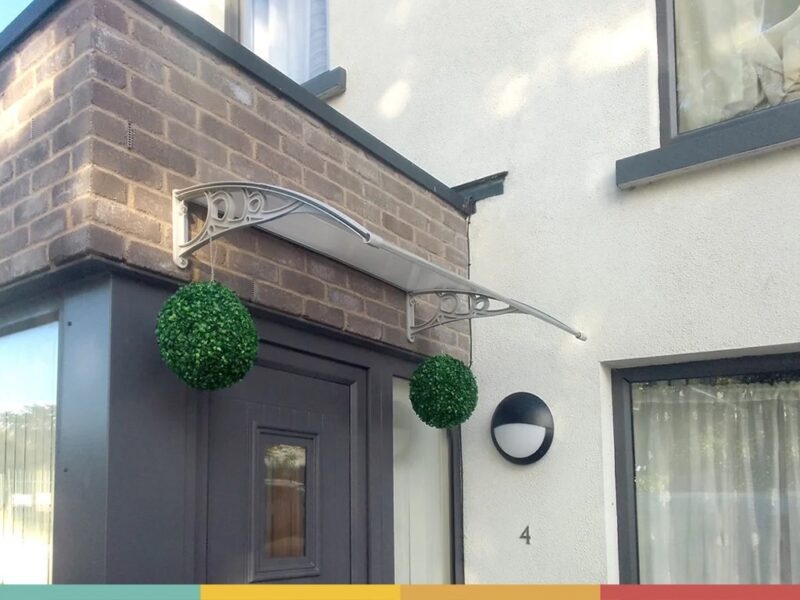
[675,0,800,131]
[633,378,800,584]
[251,0,329,83]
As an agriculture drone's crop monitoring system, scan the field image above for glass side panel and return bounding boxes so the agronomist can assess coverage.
[632,375,800,583]
[0,321,59,584]
[264,443,306,559]
[392,377,452,584]
[675,0,800,132]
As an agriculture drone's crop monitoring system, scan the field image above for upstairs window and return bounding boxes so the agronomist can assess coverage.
[177,0,329,83]
[675,0,800,132]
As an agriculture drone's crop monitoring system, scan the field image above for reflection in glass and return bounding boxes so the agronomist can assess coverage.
[0,321,59,584]
[632,375,800,583]
[264,444,306,558]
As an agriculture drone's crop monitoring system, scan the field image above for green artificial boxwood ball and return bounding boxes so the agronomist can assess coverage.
[156,281,259,390]
[409,354,478,429]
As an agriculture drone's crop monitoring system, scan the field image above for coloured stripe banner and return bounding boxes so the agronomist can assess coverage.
[0,586,799,599]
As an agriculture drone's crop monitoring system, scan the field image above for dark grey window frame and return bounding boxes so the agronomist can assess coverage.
[616,0,800,189]
[612,351,800,583]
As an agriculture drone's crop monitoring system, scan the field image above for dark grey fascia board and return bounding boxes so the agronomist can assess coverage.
[303,67,346,101]
[0,0,468,214]
[616,101,800,189]
[452,171,507,213]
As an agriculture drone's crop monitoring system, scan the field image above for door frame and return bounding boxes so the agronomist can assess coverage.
[193,301,466,583]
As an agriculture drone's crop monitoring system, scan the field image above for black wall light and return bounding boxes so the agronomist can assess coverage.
[491,392,554,464]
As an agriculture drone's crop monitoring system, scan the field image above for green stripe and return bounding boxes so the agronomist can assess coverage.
[0,586,199,600]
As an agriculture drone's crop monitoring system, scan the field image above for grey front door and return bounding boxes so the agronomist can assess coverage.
[206,343,366,583]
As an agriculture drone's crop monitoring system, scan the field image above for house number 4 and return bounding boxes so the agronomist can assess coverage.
[520,526,531,545]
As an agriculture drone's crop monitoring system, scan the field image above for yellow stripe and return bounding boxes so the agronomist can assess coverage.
[401,585,600,600]
[201,584,402,600]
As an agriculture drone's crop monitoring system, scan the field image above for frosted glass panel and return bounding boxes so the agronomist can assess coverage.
[393,378,451,584]
[175,0,226,31]
[264,443,306,559]
[0,321,59,584]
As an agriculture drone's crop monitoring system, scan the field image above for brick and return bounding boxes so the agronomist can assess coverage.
[93,54,128,89]
[230,104,280,149]
[441,207,466,233]
[327,287,364,312]
[14,87,52,121]
[0,210,11,236]
[255,282,304,316]
[365,299,401,327]
[363,183,398,214]
[303,299,344,329]
[31,98,71,141]
[303,170,343,205]
[52,1,93,44]
[345,193,381,225]
[1,175,31,210]
[348,270,385,299]
[255,143,301,183]
[199,113,251,156]
[195,266,253,299]
[30,209,67,243]
[54,54,91,98]
[0,245,48,285]
[93,82,164,135]
[325,162,363,195]
[168,121,227,165]
[94,0,128,33]
[346,151,382,185]
[35,43,73,85]
[344,314,382,340]
[381,172,413,204]
[92,109,128,144]
[397,204,428,230]
[0,228,29,256]
[132,75,196,126]
[281,269,325,298]
[281,136,324,173]
[2,71,34,109]
[125,240,190,280]
[256,235,304,270]
[93,140,163,189]
[52,109,95,153]
[48,224,126,264]
[18,28,54,71]
[0,163,12,187]
[227,249,279,283]
[198,161,234,183]
[306,254,348,287]
[445,245,468,266]
[199,60,253,106]
[255,95,303,137]
[169,68,227,118]
[95,25,164,83]
[133,131,196,177]
[15,139,51,176]
[132,187,169,221]
[230,153,278,185]
[32,153,70,191]
[90,168,127,203]
[131,20,197,74]
[414,229,445,256]
[305,128,344,162]
[89,199,161,242]
[52,170,91,206]
[428,219,456,245]
[382,213,413,240]
[0,60,15,95]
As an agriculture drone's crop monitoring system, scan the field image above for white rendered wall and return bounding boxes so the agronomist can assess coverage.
[328,0,800,583]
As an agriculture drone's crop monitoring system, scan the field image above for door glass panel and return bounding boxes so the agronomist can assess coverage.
[0,321,59,584]
[264,444,306,559]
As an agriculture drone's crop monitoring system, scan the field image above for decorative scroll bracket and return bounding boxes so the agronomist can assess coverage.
[406,290,524,342]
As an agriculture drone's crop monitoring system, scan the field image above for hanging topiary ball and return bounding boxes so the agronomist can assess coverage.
[409,354,478,429]
[156,281,259,390]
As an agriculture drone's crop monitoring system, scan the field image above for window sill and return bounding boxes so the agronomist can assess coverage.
[302,67,347,101]
[616,101,800,190]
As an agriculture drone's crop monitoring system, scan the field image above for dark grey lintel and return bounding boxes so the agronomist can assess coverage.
[452,171,508,213]
[303,67,347,102]
[617,100,800,189]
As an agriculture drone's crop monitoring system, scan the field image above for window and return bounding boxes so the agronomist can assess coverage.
[176,0,329,83]
[392,378,452,584]
[0,320,59,584]
[613,355,800,584]
[675,0,800,132]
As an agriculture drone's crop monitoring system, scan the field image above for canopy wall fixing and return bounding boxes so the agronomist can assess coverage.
[172,182,587,343]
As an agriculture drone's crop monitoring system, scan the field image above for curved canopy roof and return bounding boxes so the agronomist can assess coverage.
[172,182,586,342]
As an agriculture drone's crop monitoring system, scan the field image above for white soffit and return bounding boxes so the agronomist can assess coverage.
[172,182,586,342]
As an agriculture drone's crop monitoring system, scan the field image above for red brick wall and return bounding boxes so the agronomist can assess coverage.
[0,0,470,360]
